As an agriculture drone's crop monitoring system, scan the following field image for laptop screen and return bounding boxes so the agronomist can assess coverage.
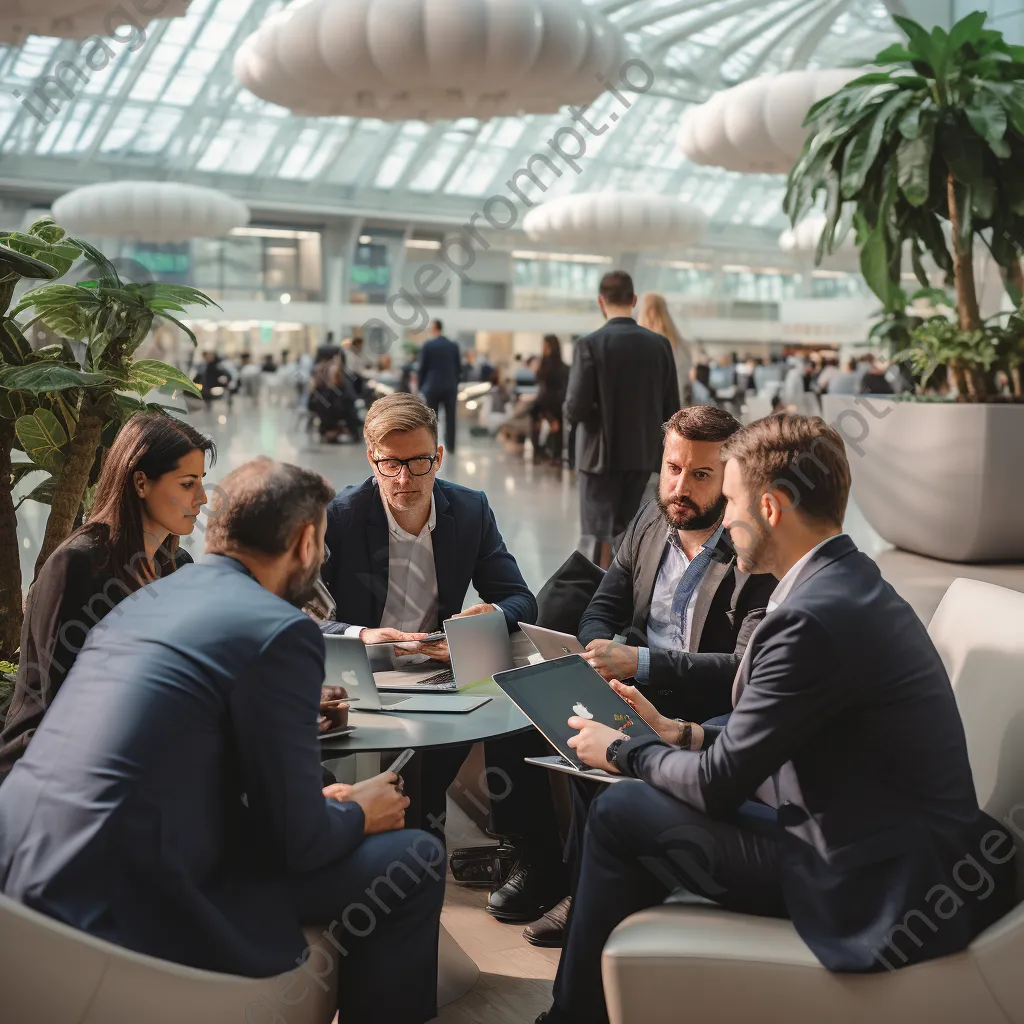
[494,656,659,768]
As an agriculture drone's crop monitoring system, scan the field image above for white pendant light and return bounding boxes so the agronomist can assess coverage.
[51,182,250,243]
[234,0,629,121]
[779,212,858,255]
[0,0,191,45]
[679,70,860,175]
[523,192,707,253]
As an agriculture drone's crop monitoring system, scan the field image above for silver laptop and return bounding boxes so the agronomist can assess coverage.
[324,635,491,713]
[519,622,586,660]
[374,609,515,693]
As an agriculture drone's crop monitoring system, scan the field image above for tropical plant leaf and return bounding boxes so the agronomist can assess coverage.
[841,91,915,199]
[0,319,32,365]
[0,389,30,422]
[0,363,109,395]
[15,408,68,471]
[66,237,121,286]
[122,359,202,398]
[860,227,900,309]
[13,476,57,512]
[896,120,935,206]
[1,233,82,276]
[0,242,63,281]
[9,461,47,489]
[948,10,989,53]
[966,89,1008,143]
[27,218,66,245]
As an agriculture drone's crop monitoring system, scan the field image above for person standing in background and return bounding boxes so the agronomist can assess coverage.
[417,319,462,453]
[565,271,681,570]
[637,293,698,406]
[531,334,570,464]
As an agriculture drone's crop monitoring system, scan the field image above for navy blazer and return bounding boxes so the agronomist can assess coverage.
[321,477,537,634]
[417,335,461,396]
[616,536,1017,973]
[0,555,365,977]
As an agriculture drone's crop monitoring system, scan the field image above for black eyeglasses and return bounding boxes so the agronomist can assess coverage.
[373,454,439,478]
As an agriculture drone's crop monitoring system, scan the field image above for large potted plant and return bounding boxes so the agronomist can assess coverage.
[787,11,1024,562]
[0,218,216,659]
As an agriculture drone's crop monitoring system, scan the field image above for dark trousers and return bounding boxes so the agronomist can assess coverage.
[578,470,651,547]
[402,731,566,872]
[424,390,458,452]
[553,780,786,1024]
[289,827,445,1024]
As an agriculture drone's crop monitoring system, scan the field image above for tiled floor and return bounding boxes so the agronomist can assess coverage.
[13,396,1024,1024]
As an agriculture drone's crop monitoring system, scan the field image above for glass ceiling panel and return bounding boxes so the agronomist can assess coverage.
[0,0,898,234]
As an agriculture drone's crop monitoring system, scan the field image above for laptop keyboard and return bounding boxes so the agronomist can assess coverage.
[415,668,457,691]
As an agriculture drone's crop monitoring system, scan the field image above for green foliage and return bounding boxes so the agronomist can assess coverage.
[0,218,218,501]
[787,11,1024,399]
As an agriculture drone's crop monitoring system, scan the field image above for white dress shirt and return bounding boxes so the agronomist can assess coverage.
[345,492,440,636]
[766,534,846,614]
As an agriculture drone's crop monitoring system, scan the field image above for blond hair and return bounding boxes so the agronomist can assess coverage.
[720,415,851,528]
[363,393,438,451]
[637,292,683,350]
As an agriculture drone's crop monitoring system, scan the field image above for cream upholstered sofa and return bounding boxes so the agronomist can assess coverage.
[601,578,1024,1024]
[0,891,477,1023]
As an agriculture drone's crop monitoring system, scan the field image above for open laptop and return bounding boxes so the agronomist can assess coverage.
[374,609,515,694]
[519,622,586,660]
[493,655,658,774]
[324,635,491,714]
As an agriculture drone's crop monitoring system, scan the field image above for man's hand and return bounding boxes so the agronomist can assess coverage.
[337,772,410,834]
[609,680,679,744]
[583,640,640,682]
[319,685,350,733]
[360,627,429,646]
[450,603,496,619]
[323,783,353,801]
[566,718,625,773]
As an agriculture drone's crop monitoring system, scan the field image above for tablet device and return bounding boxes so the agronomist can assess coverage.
[518,622,586,660]
[493,655,658,770]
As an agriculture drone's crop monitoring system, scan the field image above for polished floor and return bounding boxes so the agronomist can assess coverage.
[12,396,1024,1024]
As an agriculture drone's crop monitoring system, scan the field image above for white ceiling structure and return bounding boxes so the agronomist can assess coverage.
[0,0,901,239]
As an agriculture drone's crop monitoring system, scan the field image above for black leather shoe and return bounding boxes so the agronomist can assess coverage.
[523,895,571,947]
[535,1008,572,1024]
[487,863,566,922]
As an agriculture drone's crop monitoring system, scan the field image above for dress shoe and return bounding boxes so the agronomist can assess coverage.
[487,863,566,922]
[523,895,571,948]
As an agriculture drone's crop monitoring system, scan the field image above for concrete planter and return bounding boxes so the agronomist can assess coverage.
[820,395,1024,563]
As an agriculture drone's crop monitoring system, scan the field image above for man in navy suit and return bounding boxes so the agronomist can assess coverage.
[537,415,1017,1024]
[0,458,444,1024]
[417,319,462,452]
[320,393,568,924]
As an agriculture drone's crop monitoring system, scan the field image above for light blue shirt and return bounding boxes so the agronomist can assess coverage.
[635,524,724,683]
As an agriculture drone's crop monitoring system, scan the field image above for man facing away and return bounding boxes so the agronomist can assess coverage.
[537,414,1017,1024]
[0,458,444,1024]
[319,393,569,924]
[418,318,462,453]
[564,270,681,569]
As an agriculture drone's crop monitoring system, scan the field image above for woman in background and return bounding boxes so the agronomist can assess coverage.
[531,334,570,464]
[0,414,215,780]
[637,293,699,406]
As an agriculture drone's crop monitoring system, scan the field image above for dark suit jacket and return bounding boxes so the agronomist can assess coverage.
[0,528,192,778]
[418,335,461,396]
[321,477,537,634]
[615,536,1016,972]
[0,555,366,977]
[579,502,775,723]
[564,318,680,474]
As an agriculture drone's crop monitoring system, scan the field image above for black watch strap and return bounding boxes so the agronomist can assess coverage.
[606,736,628,769]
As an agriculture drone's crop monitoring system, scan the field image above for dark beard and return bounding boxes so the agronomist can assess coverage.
[283,562,323,609]
[656,491,726,533]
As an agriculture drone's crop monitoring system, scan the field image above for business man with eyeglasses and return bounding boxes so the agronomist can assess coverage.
[319,394,568,924]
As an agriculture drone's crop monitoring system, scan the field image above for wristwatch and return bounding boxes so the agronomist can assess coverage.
[676,720,693,750]
[606,735,629,769]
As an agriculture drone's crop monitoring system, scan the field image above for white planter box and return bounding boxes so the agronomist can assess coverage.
[820,395,1024,563]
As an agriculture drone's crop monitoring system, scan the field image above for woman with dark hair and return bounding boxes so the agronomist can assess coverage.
[531,334,570,464]
[0,413,215,779]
